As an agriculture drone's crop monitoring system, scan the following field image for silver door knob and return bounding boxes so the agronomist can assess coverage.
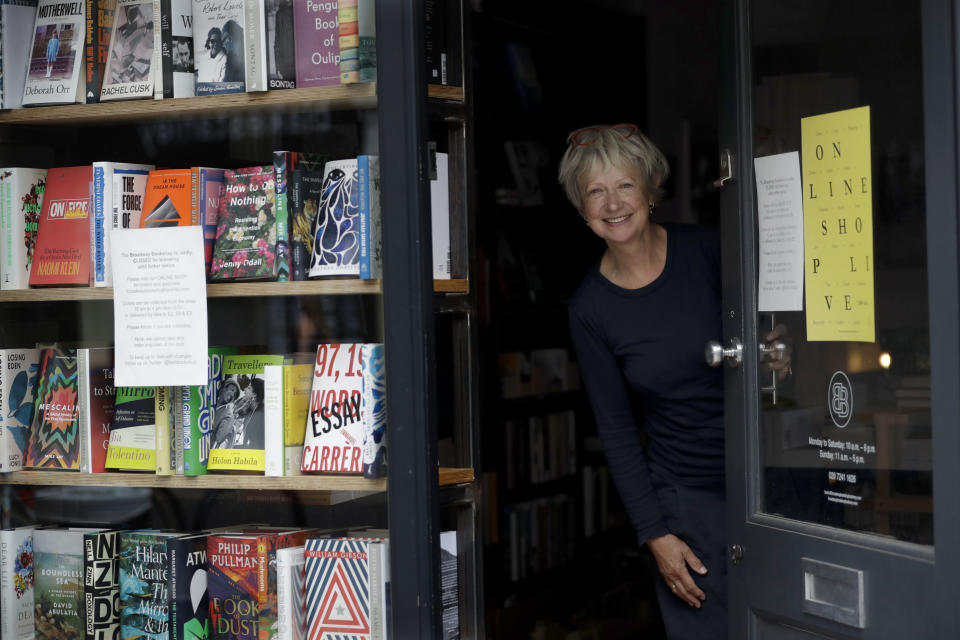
[705,338,743,367]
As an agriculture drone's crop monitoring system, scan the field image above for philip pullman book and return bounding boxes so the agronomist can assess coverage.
[21,0,86,105]
[26,347,82,471]
[207,533,259,640]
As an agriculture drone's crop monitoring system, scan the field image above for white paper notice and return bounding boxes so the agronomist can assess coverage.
[112,226,208,386]
[755,152,805,311]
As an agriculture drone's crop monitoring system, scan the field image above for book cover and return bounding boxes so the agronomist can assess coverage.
[430,151,451,279]
[118,530,178,640]
[272,152,324,283]
[0,527,36,640]
[253,528,314,640]
[440,530,457,639]
[356,154,380,280]
[337,0,371,84]
[275,545,305,640]
[263,362,310,477]
[208,353,285,472]
[77,347,115,474]
[207,534,259,640]
[29,165,92,287]
[0,168,46,290]
[159,0,193,97]
[291,0,336,87]
[34,528,85,640]
[92,161,153,287]
[0,348,41,472]
[140,168,194,228]
[99,0,154,100]
[1,0,40,108]
[190,166,225,275]
[209,165,278,282]
[243,0,266,91]
[180,346,235,476]
[155,385,172,474]
[83,529,119,640]
[26,347,82,471]
[264,0,292,89]
[21,0,85,106]
[167,533,210,640]
[112,166,150,231]
[359,343,385,479]
[288,167,320,282]
[192,0,244,95]
[307,159,358,278]
[104,385,156,471]
[300,343,364,474]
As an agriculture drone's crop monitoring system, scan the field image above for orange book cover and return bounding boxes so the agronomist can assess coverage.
[139,168,195,228]
[29,165,93,286]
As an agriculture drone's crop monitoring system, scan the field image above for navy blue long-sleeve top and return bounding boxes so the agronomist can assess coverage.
[568,223,725,545]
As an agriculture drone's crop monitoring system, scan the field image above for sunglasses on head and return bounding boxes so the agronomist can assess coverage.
[568,123,638,147]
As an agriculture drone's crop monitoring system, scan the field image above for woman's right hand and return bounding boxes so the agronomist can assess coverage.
[646,533,708,607]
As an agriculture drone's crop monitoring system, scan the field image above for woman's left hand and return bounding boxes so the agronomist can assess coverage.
[764,323,792,380]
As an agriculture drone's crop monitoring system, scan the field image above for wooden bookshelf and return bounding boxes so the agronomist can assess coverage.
[428,85,465,101]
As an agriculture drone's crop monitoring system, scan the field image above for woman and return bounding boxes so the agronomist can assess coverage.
[45,30,60,78]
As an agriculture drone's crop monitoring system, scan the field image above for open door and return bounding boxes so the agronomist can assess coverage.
[719,0,960,637]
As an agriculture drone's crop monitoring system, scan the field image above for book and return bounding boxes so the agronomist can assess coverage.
[288,163,324,281]
[243,0,266,91]
[356,154,380,280]
[83,0,117,103]
[140,168,195,228]
[104,385,156,471]
[167,533,210,640]
[207,533,259,640]
[34,529,90,640]
[263,362,311,477]
[257,528,314,640]
[0,526,36,640]
[423,0,444,85]
[207,353,286,472]
[264,0,293,89]
[276,545,305,640]
[291,0,337,87]
[155,385,172,474]
[0,348,41,472]
[92,161,153,287]
[77,347,115,474]
[21,0,86,106]
[83,529,119,640]
[0,0,40,108]
[112,165,150,231]
[191,166,225,274]
[99,0,154,99]
[182,346,238,476]
[430,151,451,279]
[0,168,46,289]
[337,0,372,84]
[29,165,93,287]
[192,0,244,95]
[359,343,385,479]
[307,159,359,278]
[441,0,461,87]
[118,530,178,640]
[301,343,367,474]
[25,347,82,471]
[439,530,457,640]
[159,0,193,98]
[272,152,325,283]
[209,165,279,282]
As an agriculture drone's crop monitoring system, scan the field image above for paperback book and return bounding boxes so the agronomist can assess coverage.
[0,526,36,640]
[155,385,172,474]
[337,0,373,84]
[83,0,117,103]
[265,0,294,89]
[77,347,115,473]
[209,165,278,281]
[359,343,385,479]
[0,348,41,472]
[99,0,154,100]
[243,0,266,92]
[191,166,225,274]
[356,154,380,280]
[34,528,86,640]
[112,165,151,230]
[21,0,86,105]
[104,385,156,471]
[181,346,238,476]
[192,0,244,95]
[0,168,46,290]
[289,167,323,281]
[276,545,306,640]
[307,159,359,278]
[140,167,194,228]
[159,0,194,97]
[431,151,451,279]
[92,161,153,287]
[29,165,93,287]
[292,0,337,87]
[83,529,119,640]
[167,533,210,640]
[118,530,178,640]
[263,362,312,477]
[26,347,82,471]
[0,0,40,108]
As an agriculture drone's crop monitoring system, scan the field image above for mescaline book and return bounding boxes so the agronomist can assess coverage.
[26,347,82,471]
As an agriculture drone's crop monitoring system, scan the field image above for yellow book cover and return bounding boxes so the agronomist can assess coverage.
[154,386,172,475]
[283,364,313,475]
[104,386,156,471]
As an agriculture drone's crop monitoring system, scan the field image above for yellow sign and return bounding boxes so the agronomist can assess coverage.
[801,106,875,342]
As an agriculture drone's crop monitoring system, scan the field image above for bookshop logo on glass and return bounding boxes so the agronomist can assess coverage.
[828,371,853,428]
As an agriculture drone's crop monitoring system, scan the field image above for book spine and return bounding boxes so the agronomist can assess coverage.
[288,169,306,281]
[244,0,267,91]
[361,343,386,479]
[182,384,207,475]
[0,528,12,640]
[92,164,108,287]
[190,166,199,226]
[1,530,35,640]
[160,0,174,98]
[84,0,101,102]
[156,385,172,474]
[153,0,163,99]
[0,354,6,472]
[272,152,291,282]
[358,155,370,279]
[263,364,283,476]
[78,349,92,472]
[338,0,358,83]
[173,386,184,473]
[168,541,181,640]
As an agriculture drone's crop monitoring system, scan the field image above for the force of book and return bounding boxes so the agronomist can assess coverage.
[0,152,452,289]
[0,523,461,640]
[0,342,388,478]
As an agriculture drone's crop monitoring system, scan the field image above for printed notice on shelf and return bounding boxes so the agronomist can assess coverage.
[755,151,805,311]
[112,226,208,386]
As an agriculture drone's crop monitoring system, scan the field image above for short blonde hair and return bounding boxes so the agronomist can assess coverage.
[558,124,670,212]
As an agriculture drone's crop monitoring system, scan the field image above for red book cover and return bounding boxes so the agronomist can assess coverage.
[207,534,261,640]
[29,166,93,286]
[241,526,316,636]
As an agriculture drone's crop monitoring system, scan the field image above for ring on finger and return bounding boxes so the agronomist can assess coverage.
[671,583,677,590]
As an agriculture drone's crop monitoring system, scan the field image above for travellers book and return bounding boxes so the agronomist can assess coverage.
[33,528,87,640]
[181,345,238,476]
[140,168,194,228]
[301,343,368,474]
[209,165,278,282]
[265,0,294,89]
[118,530,178,640]
[99,0,154,100]
[29,165,92,287]
[207,353,286,472]
[276,545,305,640]
[191,166,225,274]
[1,0,40,108]
[0,348,41,472]
[0,526,37,640]
[356,154,380,280]
[92,161,153,287]
[77,347,115,473]
[83,529,119,640]
[25,347,82,471]
[263,362,312,476]
[0,168,46,290]
[192,0,244,95]
[159,0,194,98]
[21,0,86,106]
[83,0,117,103]
[104,385,156,471]
[359,343,385,479]
[307,159,359,278]
[292,0,337,87]
[167,533,210,640]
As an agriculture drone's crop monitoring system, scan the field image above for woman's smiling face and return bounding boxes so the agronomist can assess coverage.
[579,162,653,245]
